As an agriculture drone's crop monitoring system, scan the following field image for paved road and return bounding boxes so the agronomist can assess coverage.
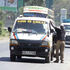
[0,40,70,70]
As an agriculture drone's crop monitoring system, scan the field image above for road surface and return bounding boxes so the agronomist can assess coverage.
[0,39,70,70]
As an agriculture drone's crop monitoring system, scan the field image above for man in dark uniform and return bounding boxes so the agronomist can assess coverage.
[50,21,65,63]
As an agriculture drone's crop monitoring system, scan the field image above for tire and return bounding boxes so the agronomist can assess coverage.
[10,54,16,61]
[45,56,50,63]
[45,51,51,63]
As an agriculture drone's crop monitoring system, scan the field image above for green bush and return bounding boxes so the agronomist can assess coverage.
[0,21,3,35]
[1,29,9,36]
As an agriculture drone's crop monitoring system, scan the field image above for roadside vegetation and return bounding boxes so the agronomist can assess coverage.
[0,21,9,39]
[0,10,9,39]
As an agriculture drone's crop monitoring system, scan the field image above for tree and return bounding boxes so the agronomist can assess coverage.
[19,7,23,15]
[0,10,4,20]
[25,0,44,6]
[0,21,3,35]
[53,0,70,25]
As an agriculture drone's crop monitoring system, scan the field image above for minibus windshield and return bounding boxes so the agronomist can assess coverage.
[13,20,48,34]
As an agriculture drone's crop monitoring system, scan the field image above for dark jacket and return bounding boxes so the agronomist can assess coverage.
[55,27,65,41]
[50,21,65,41]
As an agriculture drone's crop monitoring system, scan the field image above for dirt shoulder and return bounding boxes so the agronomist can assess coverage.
[0,37,9,43]
[0,36,9,41]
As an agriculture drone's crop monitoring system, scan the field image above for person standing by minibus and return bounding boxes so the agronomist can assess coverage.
[50,21,65,63]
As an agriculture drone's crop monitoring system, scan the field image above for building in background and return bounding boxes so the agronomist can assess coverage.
[60,8,67,23]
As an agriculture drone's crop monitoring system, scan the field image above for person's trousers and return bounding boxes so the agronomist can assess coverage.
[56,40,65,61]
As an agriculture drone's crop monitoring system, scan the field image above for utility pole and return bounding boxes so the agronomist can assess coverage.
[17,0,24,16]
[46,0,53,9]
[43,0,46,7]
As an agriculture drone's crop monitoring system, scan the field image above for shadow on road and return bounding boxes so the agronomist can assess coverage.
[0,57,10,62]
[0,57,46,64]
[65,47,70,48]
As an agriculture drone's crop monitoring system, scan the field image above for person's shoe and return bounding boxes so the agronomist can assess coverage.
[54,60,59,63]
[61,61,64,63]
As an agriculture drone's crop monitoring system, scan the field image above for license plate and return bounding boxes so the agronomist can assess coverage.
[22,51,36,55]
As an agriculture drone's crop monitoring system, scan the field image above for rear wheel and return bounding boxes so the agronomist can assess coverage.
[45,51,51,63]
[10,54,16,61]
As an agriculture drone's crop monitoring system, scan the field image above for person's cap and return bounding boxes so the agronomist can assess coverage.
[60,24,64,29]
